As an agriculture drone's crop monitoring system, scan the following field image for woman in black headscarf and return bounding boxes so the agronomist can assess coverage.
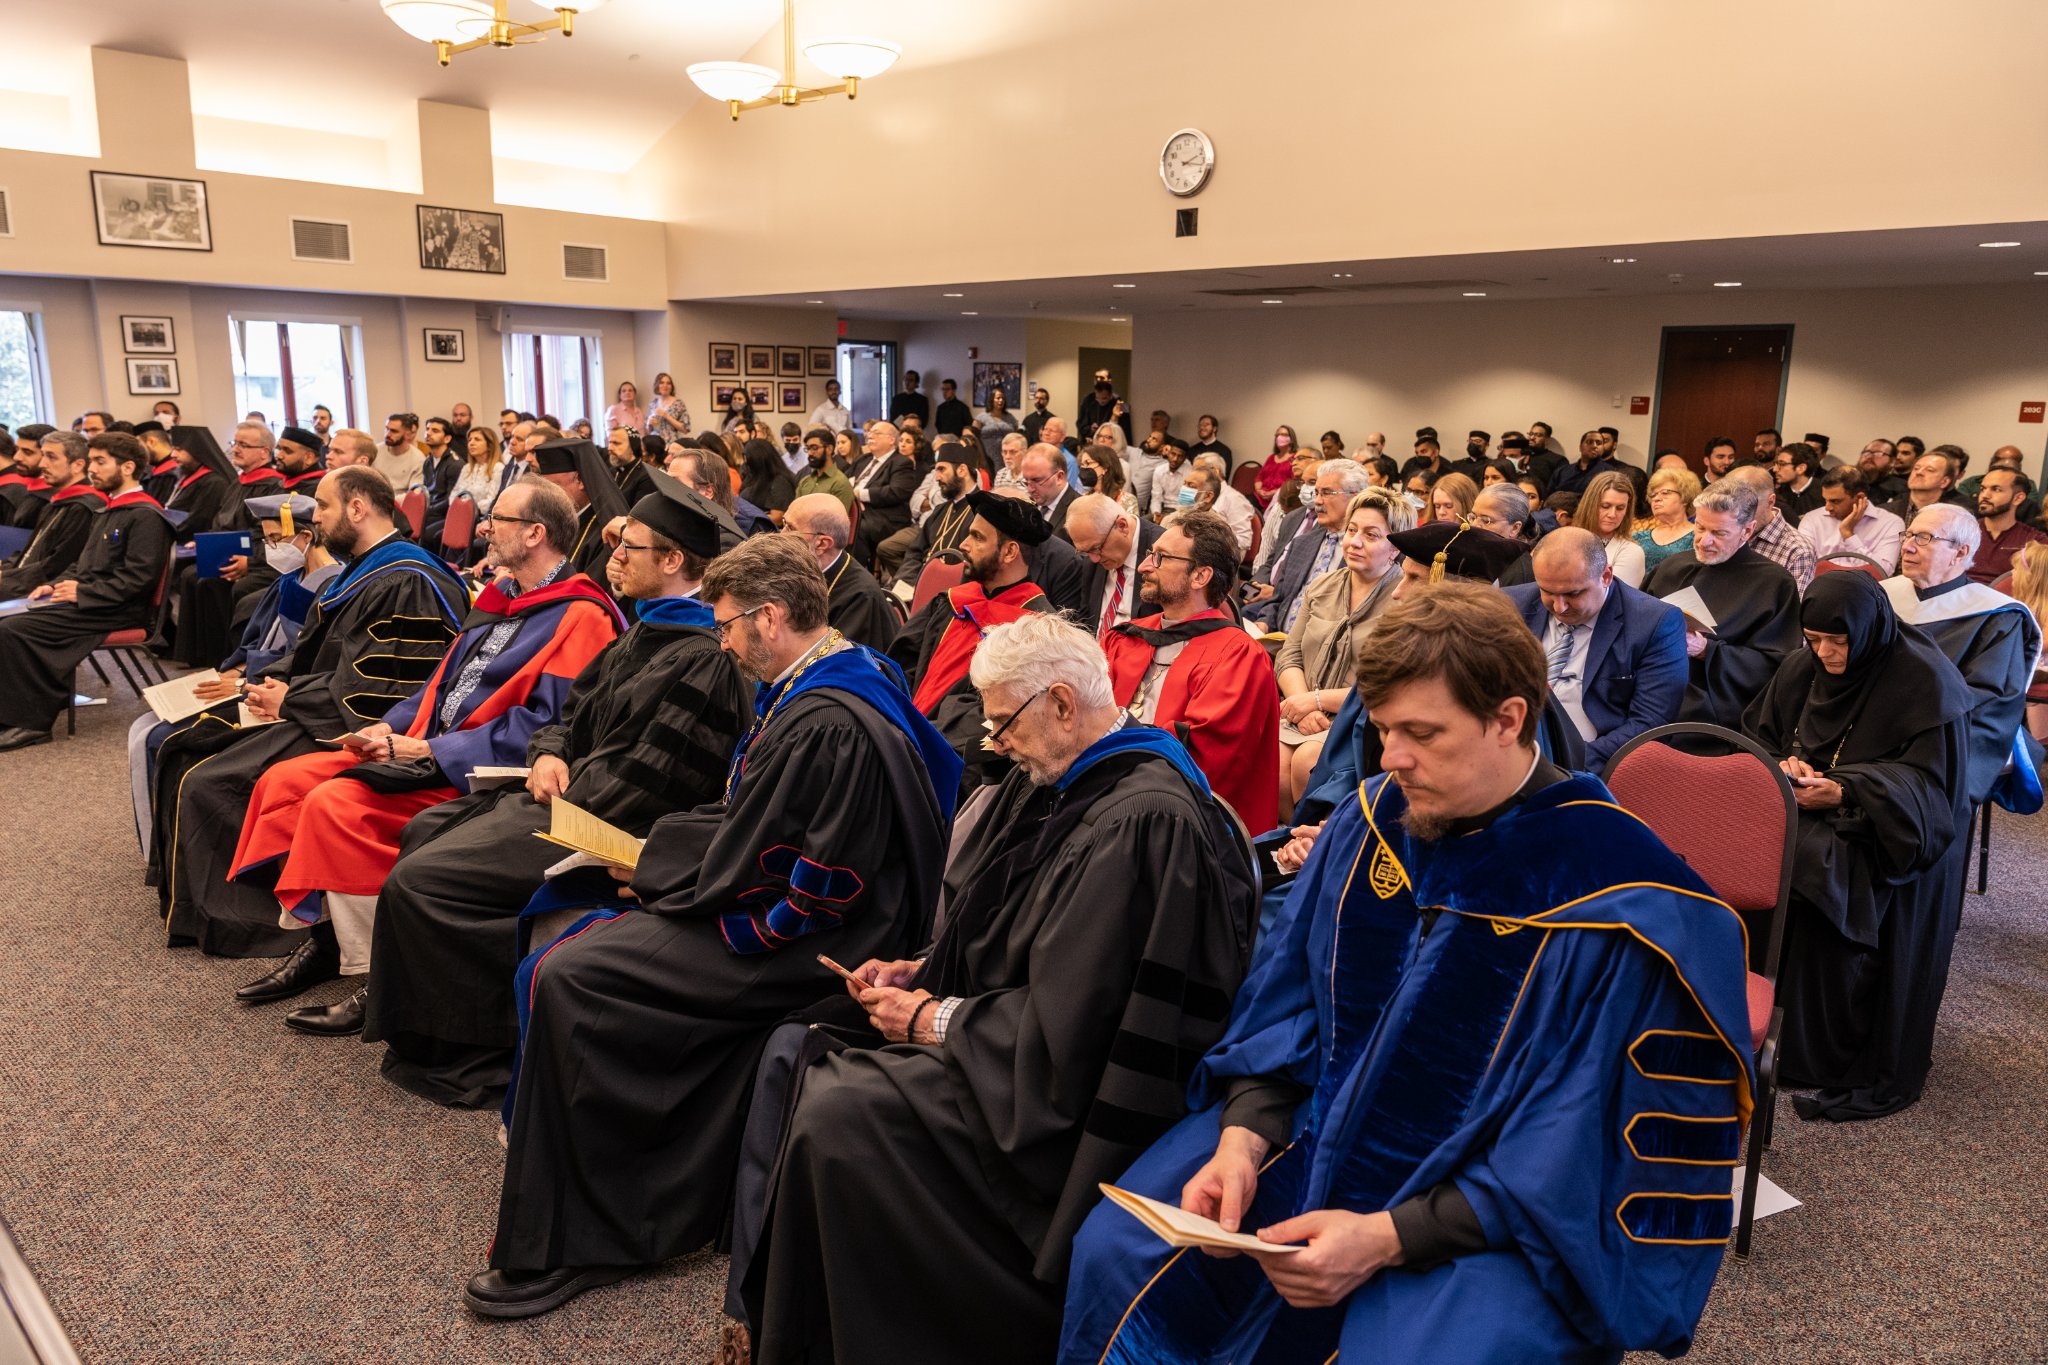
[1743,570,1973,1121]
[738,439,795,525]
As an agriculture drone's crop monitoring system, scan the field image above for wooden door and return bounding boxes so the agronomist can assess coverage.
[1652,328,1791,470]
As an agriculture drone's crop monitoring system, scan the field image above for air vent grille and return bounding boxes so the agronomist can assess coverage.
[563,243,608,282]
[290,218,351,262]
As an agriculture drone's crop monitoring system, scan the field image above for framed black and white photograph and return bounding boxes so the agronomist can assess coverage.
[121,315,176,354]
[747,381,775,410]
[423,327,465,363]
[808,346,835,376]
[709,342,741,377]
[973,361,1023,409]
[416,204,506,274]
[776,345,805,378]
[744,345,775,377]
[126,357,181,396]
[779,381,807,414]
[91,172,212,252]
[713,382,742,411]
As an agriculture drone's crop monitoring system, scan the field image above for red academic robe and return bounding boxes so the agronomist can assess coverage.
[230,576,622,922]
[1103,608,1282,827]
[910,579,1049,714]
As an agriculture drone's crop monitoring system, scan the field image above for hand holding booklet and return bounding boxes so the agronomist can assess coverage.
[466,765,531,792]
[1659,584,1719,637]
[143,669,230,724]
[533,797,645,872]
[1096,1184,1303,1255]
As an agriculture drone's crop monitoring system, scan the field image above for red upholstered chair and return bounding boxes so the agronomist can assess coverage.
[1991,570,2015,596]
[1603,722,1795,1261]
[1241,513,1262,573]
[1228,462,1263,507]
[397,489,428,539]
[75,555,178,735]
[1815,550,1886,580]
[908,556,966,617]
[439,495,478,566]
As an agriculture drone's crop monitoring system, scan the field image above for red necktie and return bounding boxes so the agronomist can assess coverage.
[1101,567,1126,641]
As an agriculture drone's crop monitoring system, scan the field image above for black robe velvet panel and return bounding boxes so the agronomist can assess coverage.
[822,553,899,652]
[1647,546,1802,732]
[0,496,98,597]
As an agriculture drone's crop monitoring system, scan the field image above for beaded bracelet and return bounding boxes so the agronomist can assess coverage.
[907,997,936,1045]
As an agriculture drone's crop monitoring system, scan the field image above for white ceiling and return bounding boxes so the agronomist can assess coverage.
[719,222,2048,322]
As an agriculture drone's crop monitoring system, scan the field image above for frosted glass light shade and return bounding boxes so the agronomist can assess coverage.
[528,0,608,13]
[687,61,781,103]
[381,0,494,43]
[802,37,900,81]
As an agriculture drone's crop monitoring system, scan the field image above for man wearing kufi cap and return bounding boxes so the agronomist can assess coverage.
[365,482,750,1100]
[273,426,326,494]
[531,436,631,589]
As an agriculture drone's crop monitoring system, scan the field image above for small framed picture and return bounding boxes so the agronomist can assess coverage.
[121,315,176,354]
[747,381,775,410]
[713,382,742,411]
[779,382,807,414]
[416,204,507,274]
[743,345,775,377]
[776,346,805,378]
[126,357,181,396]
[423,327,465,362]
[91,172,212,252]
[708,342,741,377]
[973,361,1024,409]
[808,346,835,376]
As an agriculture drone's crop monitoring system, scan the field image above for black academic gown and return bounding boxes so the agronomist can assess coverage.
[822,553,899,651]
[364,615,749,1107]
[745,745,1256,1365]
[150,541,467,955]
[1892,581,2040,805]
[165,468,255,666]
[889,579,1053,790]
[0,496,173,734]
[893,496,976,587]
[0,489,103,596]
[1646,546,1802,731]
[489,682,950,1272]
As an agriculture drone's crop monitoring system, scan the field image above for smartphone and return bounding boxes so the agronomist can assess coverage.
[817,953,868,988]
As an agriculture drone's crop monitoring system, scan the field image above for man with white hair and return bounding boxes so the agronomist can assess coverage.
[991,431,1030,492]
[782,492,900,651]
[1246,458,1371,629]
[1886,502,2043,806]
[740,612,1257,1365]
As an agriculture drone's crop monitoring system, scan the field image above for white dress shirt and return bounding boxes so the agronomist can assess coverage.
[807,400,852,432]
[1096,522,1147,636]
[1212,486,1259,556]
[1797,503,1905,572]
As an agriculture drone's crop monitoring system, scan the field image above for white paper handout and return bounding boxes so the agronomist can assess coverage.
[1659,585,1719,637]
[143,670,227,724]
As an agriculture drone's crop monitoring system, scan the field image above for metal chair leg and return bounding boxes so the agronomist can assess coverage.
[87,654,112,687]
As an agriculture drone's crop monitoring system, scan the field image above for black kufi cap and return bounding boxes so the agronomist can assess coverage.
[130,420,166,438]
[965,488,1051,546]
[279,425,322,452]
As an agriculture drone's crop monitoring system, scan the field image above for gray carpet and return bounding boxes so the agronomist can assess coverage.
[1,684,2043,1362]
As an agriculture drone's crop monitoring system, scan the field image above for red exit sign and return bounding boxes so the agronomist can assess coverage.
[2021,401,2045,424]
[1629,396,1650,415]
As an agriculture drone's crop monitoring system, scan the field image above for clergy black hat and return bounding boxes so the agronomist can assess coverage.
[532,435,630,525]
[965,488,1051,546]
[1388,521,1526,583]
[628,488,722,558]
[170,424,237,481]
[130,420,166,438]
[278,425,322,453]
[532,437,586,476]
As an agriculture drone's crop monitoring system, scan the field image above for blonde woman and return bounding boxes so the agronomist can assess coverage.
[1429,471,1479,526]
[2007,540,2048,742]
[1571,470,1648,587]
[1633,466,1701,576]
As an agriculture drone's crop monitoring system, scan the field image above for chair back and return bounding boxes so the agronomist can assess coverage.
[398,489,427,538]
[1229,462,1263,504]
[909,557,966,617]
[1815,550,1885,580]
[1602,722,1795,981]
[1241,512,1262,570]
[1992,570,2015,596]
[147,550,175,611]
[977,468,992,491]
[1211,793,1263,969]
[440,495,478,558]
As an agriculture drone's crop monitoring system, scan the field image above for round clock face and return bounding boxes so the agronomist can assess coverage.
[1160,128,1214,197]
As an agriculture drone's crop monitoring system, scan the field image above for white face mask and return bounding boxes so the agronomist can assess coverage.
[264,540,307,575]
[1300,486,1317,510]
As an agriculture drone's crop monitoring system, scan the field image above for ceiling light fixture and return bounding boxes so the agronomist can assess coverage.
[1606,256,1637,264]
[960,311,977,316]
[1332,272,1354,279]
[1713,281,1743,288]
[1979,241,2022,248]
[1462,292,1486,297]
[687,0,898,121]
[1260,298,1284,304]
[942,292,963,298]
[2036,271,2048,277]
[380,0,606,67]
[1111,316,1128,322]
[1112,283,1136,289]
[805,299,824,304]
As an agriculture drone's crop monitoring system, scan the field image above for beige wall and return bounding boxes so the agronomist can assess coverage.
[1026,320,1135,427]
[1131,284,2048,471]
[646,0,2048,299]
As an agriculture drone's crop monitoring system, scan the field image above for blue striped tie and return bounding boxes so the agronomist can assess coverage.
[1547,623,1576,687]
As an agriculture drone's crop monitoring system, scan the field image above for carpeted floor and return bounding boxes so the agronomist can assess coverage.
[1,684,2044,1362]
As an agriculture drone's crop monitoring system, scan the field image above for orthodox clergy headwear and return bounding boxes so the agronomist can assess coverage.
[965,489,1052,546]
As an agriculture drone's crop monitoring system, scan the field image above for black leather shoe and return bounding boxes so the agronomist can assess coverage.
[285,983,367,1036]
[235,931,340,1004]
[0,727,51,752]
[462,1265,642,1319]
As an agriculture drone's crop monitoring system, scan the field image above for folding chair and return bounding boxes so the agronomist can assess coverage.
[439,495,478,567]
[908,555,966,617]
[74,556,177,734]
[1228,462,1263,506]
[1241,513,1262,574]
[397,489,428,539]
[1604,722,1795,1261]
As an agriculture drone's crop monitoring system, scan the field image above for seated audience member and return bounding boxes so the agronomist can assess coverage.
[1857,437,1906,503]
[1428,470,1479,527]
[1549,427,1626,496]
[365,485,749,1105]
[990,430,1030,493]
[1277,487,1411,809]
[1968,465,2047,584]
[1246,459,1370,630]
[1148,435,1192,518]
[463,534,958,1320]
[738,438,796,527]
[1634,465,1700,575]
[1954,444,2022,500]
[1886,503,2043,803]
[605,427,657,506]
[224,478,622,1035]
[228,421,279,500]
[779,493,899,651]
[2008,541,2048,743]
[1470,480,1538,585]
[0,431,48,526]
[1505,527,1687,769]
[161,426,243,552]
[847,420,919,566]
[792,426,855,513]
[1771,441,1825,521]
[531,436,632,585]
[0,433,175,752]
[1727,465,1816,591]
[374,413,427,491]
[1646,474,1802,730]
[133,421,182,503]
[149,469,468,957]
[453,426,505,521]
[735,613,1256,1365]
[1883,448,1969,525]
[1018,444,1080,534]
[1062,580,1752,1365]
[1743,572,1970,1121]
[882,443,977,586]
[1570,469,1649,587]
[1102,510,1281,825]
[1079,441,1140,520]
[663,446,754,544]
[1188,455,1259,556]
[1798,467,1905,570]
[0,432,106,596]
[1065,492,1162,637]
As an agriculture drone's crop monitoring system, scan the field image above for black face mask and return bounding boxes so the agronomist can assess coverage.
[1468,442,1485,457]
[1078,468,1100,490]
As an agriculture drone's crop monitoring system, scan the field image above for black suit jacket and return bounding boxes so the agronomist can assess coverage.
[1041,486,1080,538]
[849,452,920,543]
[1078,519,1163,633]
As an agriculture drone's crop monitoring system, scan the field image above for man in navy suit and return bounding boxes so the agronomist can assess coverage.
[1505,526,1687,770]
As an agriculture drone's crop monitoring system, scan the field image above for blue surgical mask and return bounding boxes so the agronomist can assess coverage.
[1177,485,1197,508]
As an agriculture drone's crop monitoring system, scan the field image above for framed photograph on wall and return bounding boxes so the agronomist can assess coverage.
[776,346,805,378]
[808,346,835,376]
[746,381,775,410]
[91,172,212,252]
[743,345,775,377]
[416,204,507,274]
[713,382,742,411]
[126,357,181,396]
[423,327,465,362]
[708,342,741,377]
[779,382,807,414]
[121,315,176,354]
[973,361,1024,409]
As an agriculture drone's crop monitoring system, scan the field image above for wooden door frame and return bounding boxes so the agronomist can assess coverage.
[1649,323,1796,459]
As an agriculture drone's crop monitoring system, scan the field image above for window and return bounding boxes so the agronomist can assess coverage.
[0,310,51,430]
[228,319,361,428]
[504,331,603,426]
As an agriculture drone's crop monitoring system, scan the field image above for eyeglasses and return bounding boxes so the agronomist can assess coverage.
[487,511,539,526]
[1464,512,1510,531]
[981,688,1045,744]
[712,603,764,641]
[1901,531,1963,551]
[612,539,660,557]
[1139,548,1197,569]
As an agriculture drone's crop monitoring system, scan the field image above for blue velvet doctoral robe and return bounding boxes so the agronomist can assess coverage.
[1060,770,1754,1365]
